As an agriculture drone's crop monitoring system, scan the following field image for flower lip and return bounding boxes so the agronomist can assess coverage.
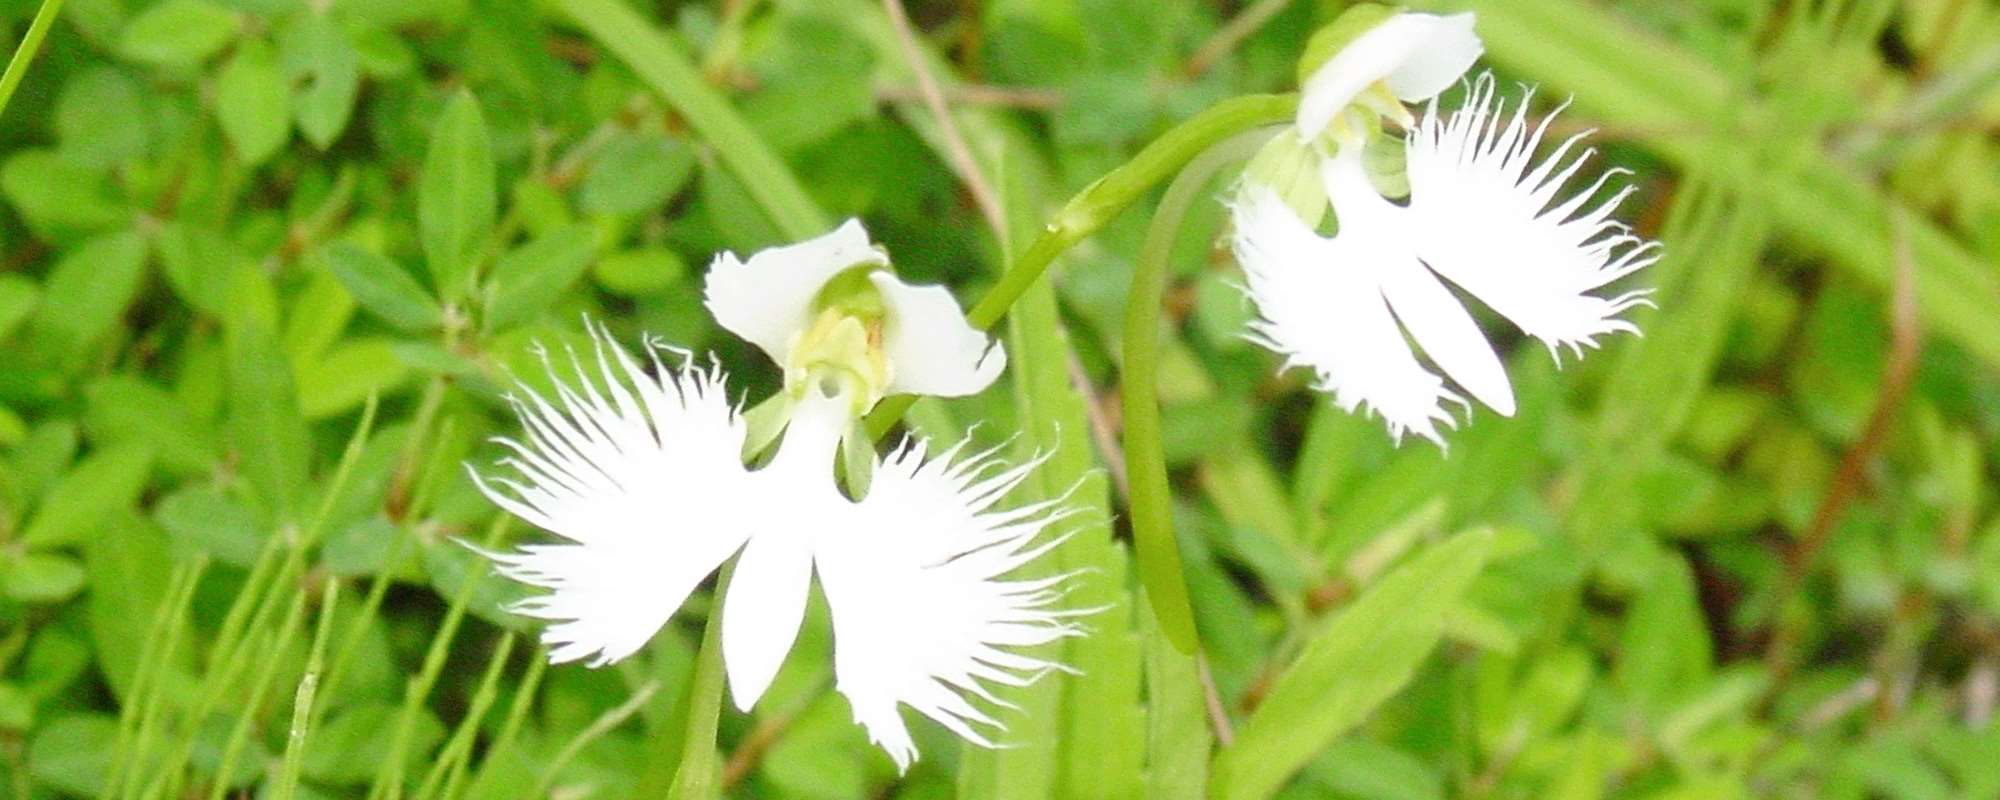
[1296,11,1483,140]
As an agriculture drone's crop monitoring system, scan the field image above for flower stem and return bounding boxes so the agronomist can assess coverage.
[866,93,1297,438]
[1121,130,1274,654]
[0,0,65,124]
[553,0,829,241]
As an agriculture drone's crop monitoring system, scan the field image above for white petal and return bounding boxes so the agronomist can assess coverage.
[1231,184,1460,446]
[703,219,888,367]
[1297,12,1483,137]
[721,529,813,710]
[1376,255,1515,416]
[471,325,756,667]
[813,439,1081,772]
[720,393,851,710]
[869,272,1005,398]
[1405,74,1659,361]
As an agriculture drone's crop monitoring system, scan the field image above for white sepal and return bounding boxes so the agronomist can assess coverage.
[703,219,887,368]
[869,271,1006,398]
[1297,11,1482,139]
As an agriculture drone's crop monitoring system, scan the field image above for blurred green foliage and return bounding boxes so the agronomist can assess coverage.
[0,0,1997,798]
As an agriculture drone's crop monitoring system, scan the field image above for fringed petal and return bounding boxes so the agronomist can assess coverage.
[812,439,1082,772]
[1406,74,1660,361]
[470,323,757,667]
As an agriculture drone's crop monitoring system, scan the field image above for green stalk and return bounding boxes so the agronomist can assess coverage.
[867,93,1298,438]
[1121,130,1275,654]
[0,0,65,122]
[553,0,828,240]
[633,569,732,799]
[274,579,341,800]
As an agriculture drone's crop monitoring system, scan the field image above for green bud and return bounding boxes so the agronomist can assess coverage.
[1295,3,1399,86]
[836,418,875,499]
[1242,133,1330,226]
[1362,124,1411,200]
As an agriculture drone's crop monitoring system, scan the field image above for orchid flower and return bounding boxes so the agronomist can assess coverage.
[1232,6,1660,446]
[470,222,1076,770]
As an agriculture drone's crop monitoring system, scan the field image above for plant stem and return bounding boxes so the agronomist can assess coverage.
[0,0,66,123]
[1120,130,1273,654]
[867,93,1297,438]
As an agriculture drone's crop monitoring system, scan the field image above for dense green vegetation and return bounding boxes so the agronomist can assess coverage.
[1,0,1997,797]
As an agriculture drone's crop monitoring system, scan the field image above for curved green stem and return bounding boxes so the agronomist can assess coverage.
[0,0,65,123]
[1122,130,1275,654]
[867,93,1298,438]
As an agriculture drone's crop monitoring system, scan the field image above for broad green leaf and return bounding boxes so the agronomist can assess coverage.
[0,150,124,238]
[54,68,147,169]
[225,268,312,521]
[0,552,87,603]
[154,221,241,317]
[282,12,360,149]
[319,243,443,332]
[83,375,217,476]
[153,486,265,566]
[484,225,596,332]
[83,511,175,700]
[28,714,119,797]
[217,38,292,165]
[0,274,41,341]
[303,702,445,784]
[578,132,695,215]
[119,0,240,65]
[1616,551,1714,720]
[1211,529,1494,800]
[27,229,148,370]
[418,90,497,300]
[592,246,686,297]
[295,338,410,419]
[20,445,154,548]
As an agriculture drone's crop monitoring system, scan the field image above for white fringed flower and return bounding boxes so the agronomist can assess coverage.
[1234,10,1658,446]
[473,222,1068,771]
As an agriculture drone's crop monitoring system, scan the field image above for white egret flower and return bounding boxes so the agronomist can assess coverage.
[1233,8,1658,445]
[471,224,1070,770]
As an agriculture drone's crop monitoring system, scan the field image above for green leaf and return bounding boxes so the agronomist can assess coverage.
[154,222,241,317]
[1211,529,1494,800]
[28,714,119,797]
[282,12,360,149]
[153,486,265,566]
[83,375,217,476]
[54,68,148,169]
[27,229,148,370]
[119,0,240,65]
[295,338,410,419]
[319,243,444,332]
[217,38,292,165]
[0,552,86,602]
[0,274,41,341]
[418,90,497,300]
[592,246,687,297]
[0,150,124,237]
[84,512,176,701]
[303,702,445,785]
[578,132,695,214]
[20,445,154,549]
[225,268,312,521]
[484,225,596,332]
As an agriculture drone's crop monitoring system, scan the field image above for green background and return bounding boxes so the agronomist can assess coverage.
[0,0,1997,798]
